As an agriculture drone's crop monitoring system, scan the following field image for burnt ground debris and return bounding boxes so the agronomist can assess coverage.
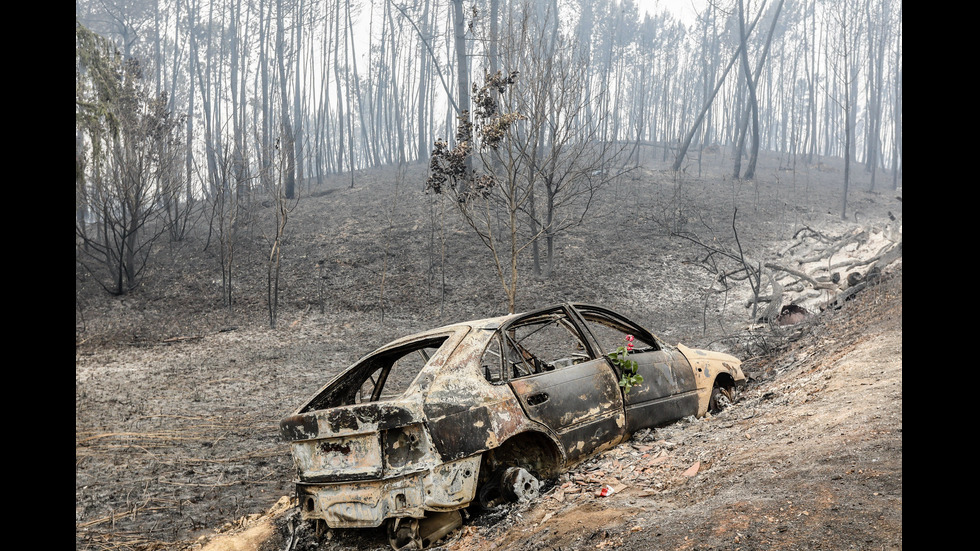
[76,150,902,550]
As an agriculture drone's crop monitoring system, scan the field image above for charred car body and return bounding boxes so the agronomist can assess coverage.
[280,303,745,548]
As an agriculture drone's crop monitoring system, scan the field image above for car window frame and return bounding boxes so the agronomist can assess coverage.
[299,330,458,411]
[480,305,598,385]
[567,304,663,358]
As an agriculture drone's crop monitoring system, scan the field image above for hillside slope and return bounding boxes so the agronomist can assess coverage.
[196,267,902,551]
[76,153,902,551]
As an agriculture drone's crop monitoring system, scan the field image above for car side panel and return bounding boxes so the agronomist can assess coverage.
[623,350,699,434]
[425,397,533,462]
[423,346,540,464]
[668,349,698,392]
[508,359,626,463]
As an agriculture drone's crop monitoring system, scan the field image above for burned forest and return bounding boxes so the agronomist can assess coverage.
[77,1,902,550]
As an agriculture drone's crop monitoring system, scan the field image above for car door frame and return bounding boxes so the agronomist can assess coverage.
[567,304,700,434]
[497,305,627,463]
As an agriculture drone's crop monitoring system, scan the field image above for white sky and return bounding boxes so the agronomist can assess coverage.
[638,0,706,26]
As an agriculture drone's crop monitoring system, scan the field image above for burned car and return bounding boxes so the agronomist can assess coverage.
[280,303,745,548]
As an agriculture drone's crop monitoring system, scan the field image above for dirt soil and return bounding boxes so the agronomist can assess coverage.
[76,149,902,551]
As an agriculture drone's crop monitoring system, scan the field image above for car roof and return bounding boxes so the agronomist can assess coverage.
[366,302,644,357]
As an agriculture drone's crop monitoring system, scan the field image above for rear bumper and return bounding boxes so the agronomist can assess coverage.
[295,455,482,528]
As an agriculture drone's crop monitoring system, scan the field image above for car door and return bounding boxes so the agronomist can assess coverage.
[571,305,699,434]
[496,307,626,463]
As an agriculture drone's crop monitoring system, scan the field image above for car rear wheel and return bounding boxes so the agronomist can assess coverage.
[477,465,541,508]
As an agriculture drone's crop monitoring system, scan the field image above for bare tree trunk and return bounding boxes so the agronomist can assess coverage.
[745,0,784,179]
[863,0,886,191]
[451,0,469,114]
[348,2,372,169]
[185,17,195,203]
[333,0,345,174]
[259,0,273,189]
[837,0,860,219]
[230,0,247,201]
[293,0,305,190]
[383,3,406,165]
[414,0,432,160]
[489,0,499,74]
[344,0,354,187]
[733,0,784,180]
[673,9,762,172]
[808,0,818,163]
[316,4,333,175]
[452,0,472,191]
[267,197,287,329]
[891,7,902,191]
[276,0,296,199]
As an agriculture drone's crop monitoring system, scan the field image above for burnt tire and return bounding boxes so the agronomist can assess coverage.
[387,511,463,550]
[477,476,504,509]
[709,384,736,413]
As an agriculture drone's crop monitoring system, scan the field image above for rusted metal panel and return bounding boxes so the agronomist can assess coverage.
[290,433,384,483]
[624,350,682,403]
[425,388,534,462]
[281,402,424,442]
[621,349,699,432]
[508,360,621,428]
[508,359,625,464]
[427,405,496,462]
[423,337,536,462]
[668,349,698,391]
[421,456,481,509]
[556,412,626,463]
[625,393,698,433]
[383,424,429,470]
[279,413,319,441]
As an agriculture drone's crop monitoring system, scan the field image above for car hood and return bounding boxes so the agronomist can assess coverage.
[677,343,740,363]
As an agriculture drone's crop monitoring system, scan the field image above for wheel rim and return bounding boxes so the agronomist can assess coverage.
[499,466,540,502]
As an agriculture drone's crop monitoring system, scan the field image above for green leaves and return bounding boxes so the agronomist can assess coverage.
[619,371,644,394]
[609,337,643,394]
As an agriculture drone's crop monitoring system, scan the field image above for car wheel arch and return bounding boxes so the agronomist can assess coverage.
[708,372,739,413]
[480,430,565,483]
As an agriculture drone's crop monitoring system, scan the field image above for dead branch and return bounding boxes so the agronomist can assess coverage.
[796,228,868,264]
[764,262,823,288]
[718,265,755,282]
[871,240,903,271]
[756,272,784,321]
[791,225,837,243]
[822,243,901,311]
[673,209,900,329]
[76,506,173,529]
[824,280,870,310]
[828,240,900,272]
